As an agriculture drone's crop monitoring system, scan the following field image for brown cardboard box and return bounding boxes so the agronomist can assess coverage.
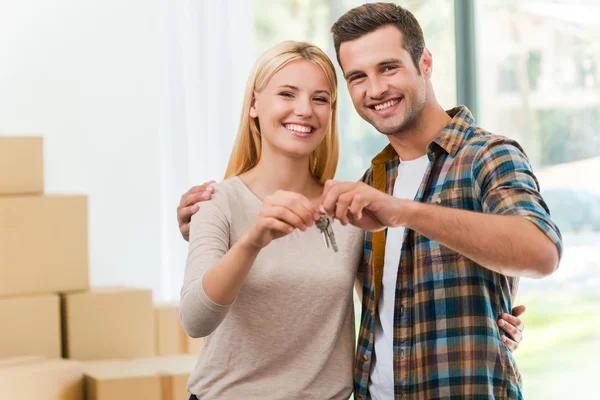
[84,361,161,400]
[154,302,203,356]
[0,195,89,296]
[0,359,83,400]
[0,136,43,195]
[84,355,196,400]
[151,355,196,400]
[63,287,155,360]
[154,302,187,355]
[186,336,203,356]
[0,355,45,368]
[0,294,61,358]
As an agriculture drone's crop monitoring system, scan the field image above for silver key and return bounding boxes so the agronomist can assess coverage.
[316,216,338,252]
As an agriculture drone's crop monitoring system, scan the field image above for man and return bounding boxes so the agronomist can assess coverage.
[177,3,558,399]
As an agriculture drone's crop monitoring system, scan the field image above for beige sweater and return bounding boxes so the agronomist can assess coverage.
[180,177,364,400]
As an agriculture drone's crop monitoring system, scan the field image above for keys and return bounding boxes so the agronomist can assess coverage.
[316,215,338,252]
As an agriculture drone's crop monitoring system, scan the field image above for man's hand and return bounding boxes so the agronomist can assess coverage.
[320,180,409,231]
[177,181,215,241]
[498,305,526,352]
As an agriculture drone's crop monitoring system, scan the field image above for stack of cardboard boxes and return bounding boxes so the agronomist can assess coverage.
[0,137,202,400]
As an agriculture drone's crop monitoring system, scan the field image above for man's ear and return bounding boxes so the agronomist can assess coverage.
[420,48,433,78]
[249,92,258,118]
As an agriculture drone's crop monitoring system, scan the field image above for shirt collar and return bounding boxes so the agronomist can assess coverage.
[370,106,475,165]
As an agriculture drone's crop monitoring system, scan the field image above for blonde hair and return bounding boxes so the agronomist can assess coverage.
[224,41,339,184]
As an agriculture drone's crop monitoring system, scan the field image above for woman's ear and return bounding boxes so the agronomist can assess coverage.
[249,92,258,118]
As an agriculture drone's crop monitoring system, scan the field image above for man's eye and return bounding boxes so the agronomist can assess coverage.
[349,74,365,82]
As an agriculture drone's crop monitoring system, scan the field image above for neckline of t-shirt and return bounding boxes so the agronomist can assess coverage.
[398,154,429,165]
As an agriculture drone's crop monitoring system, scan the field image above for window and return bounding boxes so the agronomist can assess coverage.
[476,1,600,398]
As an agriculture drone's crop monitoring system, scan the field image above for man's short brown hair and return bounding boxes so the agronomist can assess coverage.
[331,2,425,73]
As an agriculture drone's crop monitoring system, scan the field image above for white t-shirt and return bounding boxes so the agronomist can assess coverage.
[368,155,429,400]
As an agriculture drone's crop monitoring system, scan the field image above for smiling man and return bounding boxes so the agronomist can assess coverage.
[320,3,562,399]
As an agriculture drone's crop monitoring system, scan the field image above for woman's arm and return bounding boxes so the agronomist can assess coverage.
[180,189,318,338]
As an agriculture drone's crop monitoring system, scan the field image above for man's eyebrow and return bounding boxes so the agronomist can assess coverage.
[344,58,405,79]
[378,58,404,67]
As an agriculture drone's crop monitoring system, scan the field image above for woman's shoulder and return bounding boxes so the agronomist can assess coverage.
[204,176,257,209]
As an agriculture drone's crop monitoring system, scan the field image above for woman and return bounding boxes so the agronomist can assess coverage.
[181,41,360,399]
[180,41,526,400]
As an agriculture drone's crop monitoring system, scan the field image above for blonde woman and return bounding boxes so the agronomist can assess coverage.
[180,41,362,399]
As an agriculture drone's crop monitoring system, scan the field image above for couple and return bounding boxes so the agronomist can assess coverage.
[178,3,562,400]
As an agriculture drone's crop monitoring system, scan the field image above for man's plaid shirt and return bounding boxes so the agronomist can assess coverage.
[353,106,562,400]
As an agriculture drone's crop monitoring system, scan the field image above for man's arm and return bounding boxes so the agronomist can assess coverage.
[401,201,559,278]
[322,182,559,278]
[325,139,562,278]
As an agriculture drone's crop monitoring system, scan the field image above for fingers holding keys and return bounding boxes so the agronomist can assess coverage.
[321,180,365,225]
[177,180,216,241]
[244,190,319,249]
[265,191,318,230]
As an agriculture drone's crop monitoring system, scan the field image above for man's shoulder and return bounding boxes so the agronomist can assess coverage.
[459,125,526,157]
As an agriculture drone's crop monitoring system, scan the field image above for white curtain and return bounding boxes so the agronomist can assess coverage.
[159,0,256,301]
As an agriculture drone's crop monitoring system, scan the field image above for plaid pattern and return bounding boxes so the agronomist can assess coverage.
[354,106,562,400]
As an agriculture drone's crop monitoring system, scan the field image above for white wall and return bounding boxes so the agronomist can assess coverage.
[0,1,162,297]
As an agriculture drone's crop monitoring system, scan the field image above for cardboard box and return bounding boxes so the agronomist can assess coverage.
[154,302,187,355]
[0,195,89,296]
[154,302,203,356]
[135,355,196,400]
[84,362,161,400]
[0,294,61,358]
[0,136,44,195]
[84,355,196,400]
[186,336,203,356]
[63,287,155,360]
[0,355,45,368]
[0,359,83,400]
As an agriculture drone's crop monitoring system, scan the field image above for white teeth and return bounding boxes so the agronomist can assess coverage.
[285,124,313,133]
[374,99,400,111]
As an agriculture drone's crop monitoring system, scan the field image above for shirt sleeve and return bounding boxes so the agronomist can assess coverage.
[180,191,234,338]
[473,136,563,258]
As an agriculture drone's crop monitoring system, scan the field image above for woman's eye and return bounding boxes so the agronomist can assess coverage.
[314,97,329,103]
[279,92,294,98]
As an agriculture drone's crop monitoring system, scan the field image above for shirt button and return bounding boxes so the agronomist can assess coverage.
[400,305,404,316]
[363,354,369,361]
[400,349,405,359]
[435,197,442,205]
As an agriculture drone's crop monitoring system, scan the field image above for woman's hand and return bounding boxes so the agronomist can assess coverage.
[498,305,527,352]
[242,190,320,250]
